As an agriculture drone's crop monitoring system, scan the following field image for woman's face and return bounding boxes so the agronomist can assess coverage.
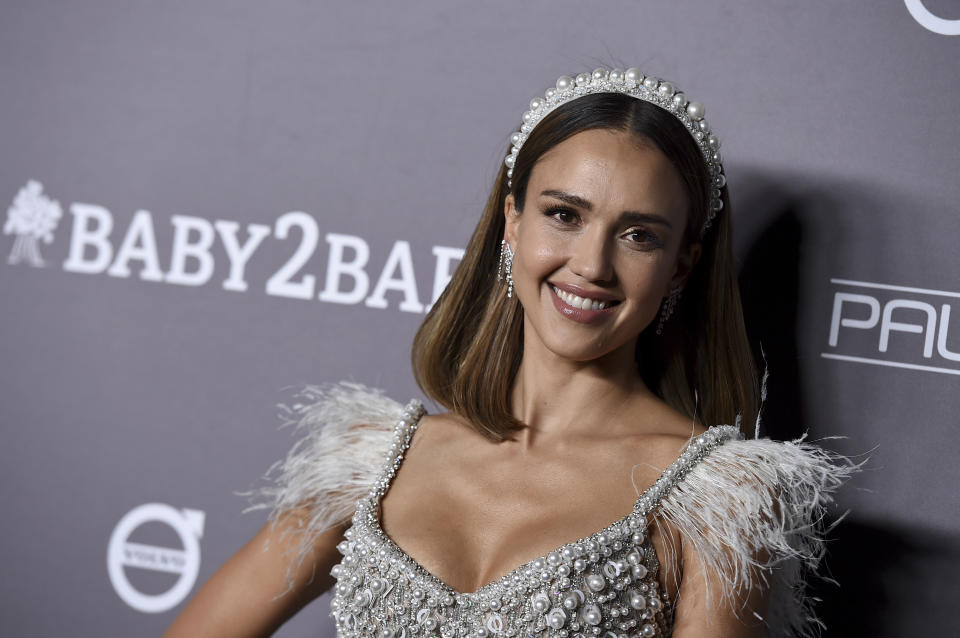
[503,128,701,364]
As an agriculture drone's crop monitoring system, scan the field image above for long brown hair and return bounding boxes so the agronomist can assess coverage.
[412,93,758,441]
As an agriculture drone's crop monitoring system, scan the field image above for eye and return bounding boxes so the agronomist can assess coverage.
[543,205,580,225]
[624,228,663,248]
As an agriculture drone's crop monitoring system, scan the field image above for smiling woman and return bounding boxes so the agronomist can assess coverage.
[165,68,860,638]
[414,89,751,442]
[507,130,696,357]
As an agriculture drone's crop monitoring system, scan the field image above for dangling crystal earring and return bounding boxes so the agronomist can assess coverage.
[497,239,515,298]
[655,285,683,335]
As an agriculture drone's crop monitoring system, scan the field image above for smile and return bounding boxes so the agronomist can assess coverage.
[548,284,621,324]
[551,285,618,310]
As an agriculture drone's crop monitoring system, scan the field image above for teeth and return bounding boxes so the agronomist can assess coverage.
[552,285,614,310]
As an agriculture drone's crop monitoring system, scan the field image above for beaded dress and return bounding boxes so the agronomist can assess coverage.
[244,382,858,638]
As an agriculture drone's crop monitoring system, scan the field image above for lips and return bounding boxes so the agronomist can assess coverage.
[548,283,620,324]
[551,285,617,310]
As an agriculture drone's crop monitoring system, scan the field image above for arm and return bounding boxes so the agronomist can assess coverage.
[162,382,411,636]
[670,534,771,638]
[163,508,347,638]
[656,434,860,637]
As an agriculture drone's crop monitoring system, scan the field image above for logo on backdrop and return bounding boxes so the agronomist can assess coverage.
[3,179,463,313]
[905,0,960,35]
[107,503,206,613]
[4,180,63,267]
[823,278,960,376]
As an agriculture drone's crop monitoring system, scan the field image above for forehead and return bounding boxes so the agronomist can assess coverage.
[528,128,688,215]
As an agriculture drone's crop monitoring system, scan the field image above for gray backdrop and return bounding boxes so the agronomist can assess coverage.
[2,1,958,636]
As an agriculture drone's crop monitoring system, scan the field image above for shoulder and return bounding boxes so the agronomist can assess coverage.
[669,432,858,497]
[655,431,860,531]
[238,381,422,593]
[402,411,499,473]
[655,431,863,636]
[242,381,420,522]
[606,392,713,474]
[410,412,486,447]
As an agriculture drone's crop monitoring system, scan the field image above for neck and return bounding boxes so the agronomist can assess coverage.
[509,319,653,447]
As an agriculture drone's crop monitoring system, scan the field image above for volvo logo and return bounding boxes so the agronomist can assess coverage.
[107,503,206,613]
[905,0,960,35]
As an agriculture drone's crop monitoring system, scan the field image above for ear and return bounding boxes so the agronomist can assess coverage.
[503,193,521,246]
[670,240,702,289]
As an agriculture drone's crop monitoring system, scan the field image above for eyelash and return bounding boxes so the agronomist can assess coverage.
[545,206,579,225]
[542,205,661,247]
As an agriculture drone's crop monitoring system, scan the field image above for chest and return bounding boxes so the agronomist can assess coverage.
[325,415,741,638]
[384,464,649,588]
[330,496,671,638]
[376,428,678,595]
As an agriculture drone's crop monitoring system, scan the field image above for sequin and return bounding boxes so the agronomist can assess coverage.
[329,399,741,637]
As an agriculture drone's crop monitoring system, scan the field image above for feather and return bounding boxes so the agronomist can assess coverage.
[237,381,406,595]
[652,432,864,637]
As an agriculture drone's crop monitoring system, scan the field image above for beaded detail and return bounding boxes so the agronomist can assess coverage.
[504,67,727,239]
[329,399,742,638]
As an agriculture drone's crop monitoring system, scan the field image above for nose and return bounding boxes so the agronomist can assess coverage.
[567,226,614,283]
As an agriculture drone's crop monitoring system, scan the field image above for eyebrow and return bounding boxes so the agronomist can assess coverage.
[539,189,674,229]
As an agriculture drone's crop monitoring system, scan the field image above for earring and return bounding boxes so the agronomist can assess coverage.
[497,239,515,298]
[655,285,683,335]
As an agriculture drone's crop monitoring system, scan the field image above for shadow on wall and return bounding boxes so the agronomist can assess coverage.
[731,169,960,636]
[810,518,960,637]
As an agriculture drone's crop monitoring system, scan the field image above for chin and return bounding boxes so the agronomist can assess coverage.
[539,333,624,363]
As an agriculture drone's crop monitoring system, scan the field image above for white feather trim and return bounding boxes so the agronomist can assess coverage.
[653,433,863,637]
[237,381,407,594]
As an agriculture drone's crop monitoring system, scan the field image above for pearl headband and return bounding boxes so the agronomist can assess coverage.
[504,68,726,238]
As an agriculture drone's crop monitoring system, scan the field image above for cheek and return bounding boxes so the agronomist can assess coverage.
[615,252,675,302]
[622,266,663,298]
[517,226,567,276]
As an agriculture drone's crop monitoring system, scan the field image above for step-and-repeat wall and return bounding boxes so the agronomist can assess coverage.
[2,2,958,636]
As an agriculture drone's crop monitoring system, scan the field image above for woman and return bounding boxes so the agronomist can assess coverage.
[165,67,858,637]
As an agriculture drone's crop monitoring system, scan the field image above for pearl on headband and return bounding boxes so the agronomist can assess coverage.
[505,67,727,238]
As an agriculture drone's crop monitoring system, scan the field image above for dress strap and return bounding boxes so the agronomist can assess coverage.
[647,427,862,637]
[633,424,743,517]
[368,398,427,501]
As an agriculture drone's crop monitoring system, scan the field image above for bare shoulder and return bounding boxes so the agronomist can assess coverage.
[611,394,711,472]
[412,412,482,444]
[404,411,493,465]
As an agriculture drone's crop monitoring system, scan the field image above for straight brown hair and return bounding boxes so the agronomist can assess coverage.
[412,93,759,441]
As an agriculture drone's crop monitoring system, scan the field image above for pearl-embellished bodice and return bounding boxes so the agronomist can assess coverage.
[328,398,743,638]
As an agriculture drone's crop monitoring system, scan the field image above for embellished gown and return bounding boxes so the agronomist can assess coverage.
[244,382,858,638]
